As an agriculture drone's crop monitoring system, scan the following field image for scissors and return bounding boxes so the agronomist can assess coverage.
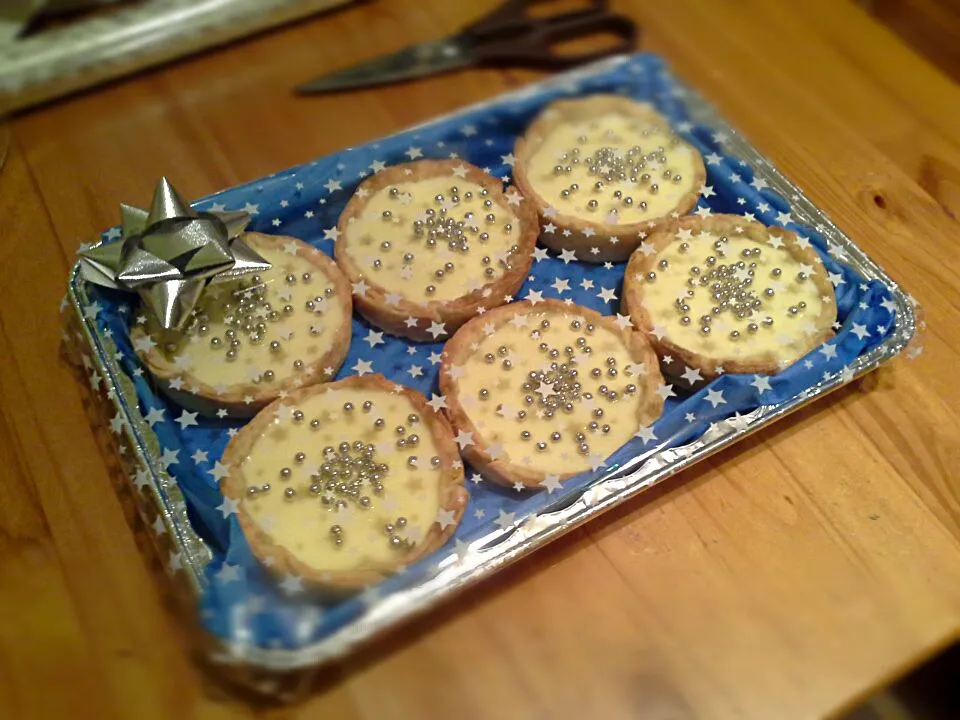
[297,0,638,95]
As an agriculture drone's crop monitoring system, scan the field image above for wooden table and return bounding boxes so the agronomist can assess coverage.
[3,1,959,718]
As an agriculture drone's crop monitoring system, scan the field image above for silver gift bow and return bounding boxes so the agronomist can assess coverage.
[79,177,271,331]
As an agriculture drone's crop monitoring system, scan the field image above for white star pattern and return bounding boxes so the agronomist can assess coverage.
[704,389,726,408]
[158,448,179,469]
[352,359,373,375]
[680,366,703,385]
[176,410,198,430]
[133,335,157,353]
[435,508,457,529]
[635,425,657,444]
[351,279,369,296]
[541,474,562,493]
[486,442,505,460]
[494,510,516,530]
[280,575,304,596]
[597,287,617,303]
[218,564,242,583]
[656,383,676,400]
[453,539,471,562]
[587,453,605,471]
[208,462,230,481]
[217,496,240,517]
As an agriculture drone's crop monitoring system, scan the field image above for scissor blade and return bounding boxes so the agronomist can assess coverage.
[296,37,473,94]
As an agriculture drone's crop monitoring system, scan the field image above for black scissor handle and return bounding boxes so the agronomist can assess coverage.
[466,0,610,40]
[471,11,637,70]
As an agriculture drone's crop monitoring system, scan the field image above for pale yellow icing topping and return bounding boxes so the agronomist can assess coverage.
[341,175,522,303]
[239,387,444,572]
[453,308,651,474]
[525,111,699,224]
[148,239,348,389]
[637,228,832,364]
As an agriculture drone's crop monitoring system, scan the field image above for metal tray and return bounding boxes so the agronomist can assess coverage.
[63,53,918,692]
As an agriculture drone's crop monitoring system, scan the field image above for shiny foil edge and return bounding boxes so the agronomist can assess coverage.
[0,0,357,112]
[66,54,917,673]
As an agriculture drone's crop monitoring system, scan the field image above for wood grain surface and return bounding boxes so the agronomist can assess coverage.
[2,0,960,718]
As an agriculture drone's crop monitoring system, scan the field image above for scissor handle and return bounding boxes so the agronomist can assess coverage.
[466,0,610,39]
[470,11,637,70]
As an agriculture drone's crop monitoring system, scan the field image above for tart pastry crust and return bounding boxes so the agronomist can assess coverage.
[513,95,706,263]
[623,214,836,380]
[131,232,352,417]
[219,374,469,594]
[334,159,538,341]
[440,299,664,490]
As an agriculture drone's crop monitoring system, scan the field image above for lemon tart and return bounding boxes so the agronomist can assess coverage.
[130,232,352,417]
[334,159,538,341]
[219,374,469,593]
[513,95,705,263]
[439,299,664,490]
[623,214,837,380]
